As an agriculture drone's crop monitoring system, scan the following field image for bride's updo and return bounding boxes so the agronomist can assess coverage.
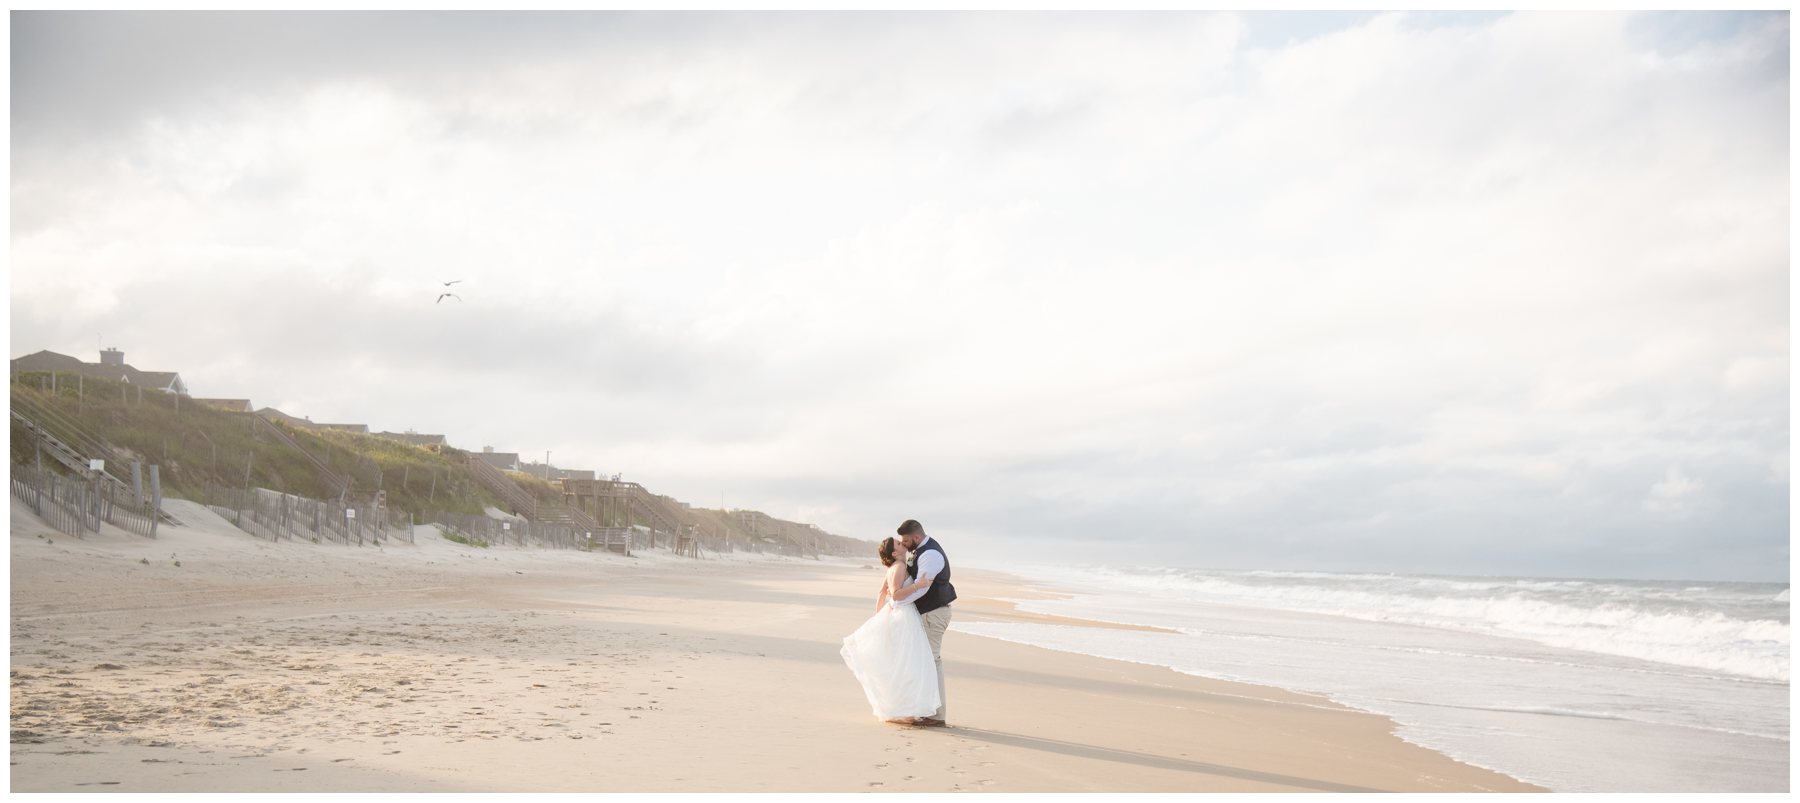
[878,537,899,567]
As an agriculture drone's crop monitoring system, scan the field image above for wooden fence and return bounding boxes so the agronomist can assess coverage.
[200,485,413,546]
[426,512,626,553]
[9,463,159,539]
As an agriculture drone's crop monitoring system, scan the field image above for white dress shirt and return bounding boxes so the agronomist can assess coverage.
[896,536,945,606]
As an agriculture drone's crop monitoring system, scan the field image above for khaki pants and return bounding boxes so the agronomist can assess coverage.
[921,606,952,721]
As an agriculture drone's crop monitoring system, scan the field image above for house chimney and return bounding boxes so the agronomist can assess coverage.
[100,348,124,366]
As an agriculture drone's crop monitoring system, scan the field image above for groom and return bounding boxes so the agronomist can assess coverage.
[896,518,956,727]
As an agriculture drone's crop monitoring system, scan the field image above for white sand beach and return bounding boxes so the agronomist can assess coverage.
[10,498,1542,793]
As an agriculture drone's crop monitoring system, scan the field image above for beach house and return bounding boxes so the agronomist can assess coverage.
[10,348,190,395]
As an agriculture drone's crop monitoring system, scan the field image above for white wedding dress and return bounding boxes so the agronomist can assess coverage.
[841,596,941,720]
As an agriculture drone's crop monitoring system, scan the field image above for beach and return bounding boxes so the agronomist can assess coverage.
[10,499,1540,793]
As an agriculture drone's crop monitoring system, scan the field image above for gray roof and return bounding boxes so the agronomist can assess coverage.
[194,398,253,412]
[255,407,313,427]
[11,350,186,392]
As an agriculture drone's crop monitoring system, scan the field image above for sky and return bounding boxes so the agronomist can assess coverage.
[9,11,1790,581]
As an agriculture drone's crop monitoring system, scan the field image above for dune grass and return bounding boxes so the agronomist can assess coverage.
[10,372,498,517]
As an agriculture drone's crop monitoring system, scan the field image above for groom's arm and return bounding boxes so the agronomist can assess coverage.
[894,572,934,600]
[895,551,944,604]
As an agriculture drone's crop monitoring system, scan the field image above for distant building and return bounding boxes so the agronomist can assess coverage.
[10,348,189,395]
[476,447,520,472]
[255,407,314,428]
[193,398,253,413]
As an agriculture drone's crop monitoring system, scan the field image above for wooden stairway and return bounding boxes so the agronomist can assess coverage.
[10,405,181,525]
[249,413,351,498]
[464,455,603,535]
[465,455,538,518]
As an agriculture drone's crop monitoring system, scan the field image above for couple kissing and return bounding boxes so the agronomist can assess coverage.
[839,519,956,727]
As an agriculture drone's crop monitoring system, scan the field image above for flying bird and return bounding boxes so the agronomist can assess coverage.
[441,279,462,287]
[437,293,462,304]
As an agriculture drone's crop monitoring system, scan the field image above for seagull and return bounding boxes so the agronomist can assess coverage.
[436,293,462,304]
[441,279,462,287]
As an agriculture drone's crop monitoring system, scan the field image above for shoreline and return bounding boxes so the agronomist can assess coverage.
[953,564,1792,794]
[951,567,1550,791]
[11,500,1543,792]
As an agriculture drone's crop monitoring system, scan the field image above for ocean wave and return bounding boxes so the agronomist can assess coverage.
[1017,564,1791,682]
[1380,699,1789,741]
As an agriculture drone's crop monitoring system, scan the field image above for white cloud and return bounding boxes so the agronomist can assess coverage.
[9,11,1789,580]
[1644,466,1707,517]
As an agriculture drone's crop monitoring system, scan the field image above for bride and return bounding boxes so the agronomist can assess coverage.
[840,536,942,722]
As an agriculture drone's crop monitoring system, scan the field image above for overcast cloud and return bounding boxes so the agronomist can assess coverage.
[10,11,1789,581]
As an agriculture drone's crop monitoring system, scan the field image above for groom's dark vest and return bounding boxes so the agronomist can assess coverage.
[906,539,957,614]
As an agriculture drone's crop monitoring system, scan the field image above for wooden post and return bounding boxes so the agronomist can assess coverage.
[149,465,161,539]
[131,461,144,508]
[33,434,43,513]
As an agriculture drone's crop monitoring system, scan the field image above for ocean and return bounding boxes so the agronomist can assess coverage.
[952,564,1789,792]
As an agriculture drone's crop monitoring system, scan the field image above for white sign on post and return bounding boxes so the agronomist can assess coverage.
[503,522,511,531]
[346,509,357,519]
[89,459,104,472]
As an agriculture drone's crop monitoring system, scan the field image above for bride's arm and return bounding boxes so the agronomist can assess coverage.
[876,567,899,612]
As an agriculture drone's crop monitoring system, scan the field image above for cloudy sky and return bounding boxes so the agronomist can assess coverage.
[10,11,1789,581]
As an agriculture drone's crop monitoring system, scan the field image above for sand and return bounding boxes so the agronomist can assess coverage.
[9,497,1543,793]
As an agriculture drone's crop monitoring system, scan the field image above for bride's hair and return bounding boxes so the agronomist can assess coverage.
[878,537,899,566]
